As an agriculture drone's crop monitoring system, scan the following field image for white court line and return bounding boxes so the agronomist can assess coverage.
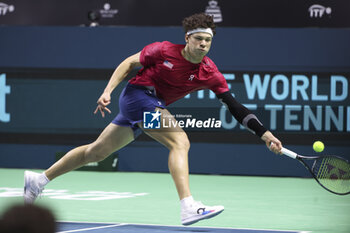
[56,223,126,233]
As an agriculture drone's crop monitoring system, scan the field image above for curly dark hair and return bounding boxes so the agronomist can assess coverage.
[182,13,216,36]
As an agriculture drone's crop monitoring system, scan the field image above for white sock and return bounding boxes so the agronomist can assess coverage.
[180,196,194,209]
[38,172,50,187]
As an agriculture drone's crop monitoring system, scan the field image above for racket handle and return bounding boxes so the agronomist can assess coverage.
[281,147,298,159]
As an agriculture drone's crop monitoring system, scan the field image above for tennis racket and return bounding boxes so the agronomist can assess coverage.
[280,146,350,195]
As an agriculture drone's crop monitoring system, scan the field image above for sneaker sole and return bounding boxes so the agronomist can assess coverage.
[182,208,224,226]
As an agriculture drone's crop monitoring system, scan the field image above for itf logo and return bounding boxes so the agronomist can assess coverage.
[309,4,331,18]
[143,110,161,129]
[0,2,15,16]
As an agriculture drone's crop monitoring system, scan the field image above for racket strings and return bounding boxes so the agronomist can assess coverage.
[313,156,350,194]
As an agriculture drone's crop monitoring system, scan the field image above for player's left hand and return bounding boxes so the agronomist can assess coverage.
[261,131,282,154]
[94,92,112,118]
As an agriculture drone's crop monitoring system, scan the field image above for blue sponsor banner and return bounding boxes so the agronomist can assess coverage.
[0,73,116,134]
[1,71,349,136]
[173,71,350,134]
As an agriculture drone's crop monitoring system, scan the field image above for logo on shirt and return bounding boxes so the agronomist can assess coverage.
[189,75,195,81]
[143,110,161,129]
[163,60,174,69]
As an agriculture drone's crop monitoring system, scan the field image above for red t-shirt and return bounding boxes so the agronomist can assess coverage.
[129,41,229,105]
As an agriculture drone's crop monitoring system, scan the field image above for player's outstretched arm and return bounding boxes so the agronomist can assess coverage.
[217,91,282,154]
[94,52,142,117]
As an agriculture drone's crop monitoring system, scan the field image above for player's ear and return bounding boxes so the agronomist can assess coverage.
[185,34,189,44]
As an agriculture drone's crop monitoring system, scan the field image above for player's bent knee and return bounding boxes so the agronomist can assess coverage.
[182,138,191,151]
[171,136,190,152]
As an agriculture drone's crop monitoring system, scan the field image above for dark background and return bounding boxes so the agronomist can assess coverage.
[1,0,350,27]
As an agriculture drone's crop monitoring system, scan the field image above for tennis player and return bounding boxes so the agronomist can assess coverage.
[24,13,282,225]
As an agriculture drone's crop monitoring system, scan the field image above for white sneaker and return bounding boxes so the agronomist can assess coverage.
[181,201,224,226]
[24,171,44,204]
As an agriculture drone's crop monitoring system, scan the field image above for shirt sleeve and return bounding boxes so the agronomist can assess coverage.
[210,72,230,95]
[140,42,163,67]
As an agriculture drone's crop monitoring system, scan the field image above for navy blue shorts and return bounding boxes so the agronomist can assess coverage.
[112,83,166,138]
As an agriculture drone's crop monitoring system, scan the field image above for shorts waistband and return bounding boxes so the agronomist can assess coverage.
[127,83,154,91]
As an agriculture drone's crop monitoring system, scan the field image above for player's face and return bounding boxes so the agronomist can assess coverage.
[186,32,213,57]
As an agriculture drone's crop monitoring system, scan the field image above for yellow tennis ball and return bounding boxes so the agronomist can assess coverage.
[313,141,324,152]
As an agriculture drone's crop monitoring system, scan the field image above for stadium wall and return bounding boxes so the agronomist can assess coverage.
[0,26,349,176]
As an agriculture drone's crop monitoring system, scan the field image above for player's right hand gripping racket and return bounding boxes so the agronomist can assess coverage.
[280,146,350,195]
